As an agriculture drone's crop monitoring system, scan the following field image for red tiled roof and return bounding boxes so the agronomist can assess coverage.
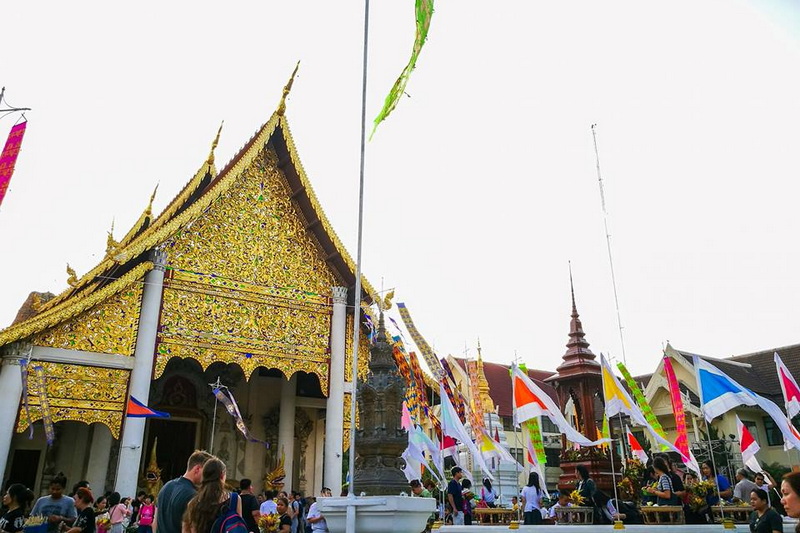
[452,357,558,418]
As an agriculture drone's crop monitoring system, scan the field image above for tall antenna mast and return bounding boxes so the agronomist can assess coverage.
[591,124,627,365]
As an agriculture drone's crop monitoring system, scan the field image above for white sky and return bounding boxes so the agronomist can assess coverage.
[2,0,799,377]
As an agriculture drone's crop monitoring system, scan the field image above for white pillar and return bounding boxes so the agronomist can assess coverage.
[324,287,347,493]
[313,414,325,493]
[278,374,297,494]
[86,424,113,494]
[0,346,24,482]
[115,250,166,497]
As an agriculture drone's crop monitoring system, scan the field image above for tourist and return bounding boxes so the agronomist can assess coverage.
[446,467,465,525]
[275,498,292,533]
[1,484,34,533]
[750,488,783,533]
[423,480,438,500]
[182,458,241,533]
[521,471,544,525]
[155,450,212,533]
[94,496,108,517]
[238,480,259,533]
[781,472,800,533]
[305,488,330,533]
[290,492,304,533]
[62,488,95,533]
[734,469,759,502]
[107,493,128,533]
[701,461,732,504]
[32,474,77,533]
[460,479,474,525]
[259,491,277,517]
[130,492,145,525]
[409,480,431,498]
[547,493,572,523]
[575,465,596,505]
[644,457,680,505]
[480,478,497,508]
[662,455,686,502]
[136,496,154,533]
[70,482,91,499]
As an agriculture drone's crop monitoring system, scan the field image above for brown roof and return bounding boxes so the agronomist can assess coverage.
[452,357,558,418]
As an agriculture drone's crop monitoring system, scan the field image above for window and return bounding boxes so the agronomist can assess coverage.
[541,418,558,434]
[510,447,524,466]
[502,416,514,432]
[764,417,784,446]
[545,448,561,467]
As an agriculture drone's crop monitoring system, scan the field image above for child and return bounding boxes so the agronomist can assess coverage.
[461,479,474,526]
[510,496,519,513]
[548,493,573,523]
[136,496,154,533]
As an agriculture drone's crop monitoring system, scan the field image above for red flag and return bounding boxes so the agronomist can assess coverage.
[0,121,27,208]
[494,427,500,443]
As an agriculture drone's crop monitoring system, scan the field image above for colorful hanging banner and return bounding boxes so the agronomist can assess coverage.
[20,360,33,439]
[617,361,668,447]
[526,418,547,465]
[663,353,690,459]
[396,302,444,378]
[213,388,269,447]
[0,121,27,208]
[466,359,485,433]
[32,365,55,445]
[370,0,435,139]
[440,357,468,424]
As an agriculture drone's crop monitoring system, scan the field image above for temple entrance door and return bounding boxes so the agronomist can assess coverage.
[144,418,201,482]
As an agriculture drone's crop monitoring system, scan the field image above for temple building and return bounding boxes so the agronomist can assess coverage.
[0,86,372,497]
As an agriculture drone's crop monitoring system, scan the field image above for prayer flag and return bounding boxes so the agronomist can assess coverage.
[401,400,413,431]
[511,363,608,447]
[735,415,763,474]
[626,426,649,464]
[694,355,800,450]
[662,350,702,475]
[618,361,668,445]
[370,0,434,139]
[439,383,494,478]
[601,354,684,456]
[0,121,27,208]
[775,352,800,420]
[477,427,515,464]
[127,396,170,418]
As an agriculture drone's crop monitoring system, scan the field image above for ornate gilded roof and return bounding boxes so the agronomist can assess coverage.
[1,105,375,347]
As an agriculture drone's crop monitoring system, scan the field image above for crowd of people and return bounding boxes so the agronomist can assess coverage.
[405,460,800,532]
[0,451,329,533]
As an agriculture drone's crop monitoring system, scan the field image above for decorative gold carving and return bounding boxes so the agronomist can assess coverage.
[31,281,143,356]
[379,290,395,312]
[66,264,79,288]
[16,361,129,438]
[344,314,371,383]
[342,392,361,452]
[277,62,300,117]
[0,263,153,347]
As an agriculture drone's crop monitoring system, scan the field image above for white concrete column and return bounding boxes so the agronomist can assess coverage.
[86,424,113,494]
[278,374,297,494]
[324,286,347,493]
[0,347,25,482]
[115,250,167,497]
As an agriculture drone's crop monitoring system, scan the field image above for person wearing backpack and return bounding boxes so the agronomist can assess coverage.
[181,458,243,533]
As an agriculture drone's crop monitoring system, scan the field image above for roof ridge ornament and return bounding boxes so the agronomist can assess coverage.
[106,219,120,258]
[276,61,300,117]
[146,183,159,215]
[206,122,223,166]
[66,263,79,288]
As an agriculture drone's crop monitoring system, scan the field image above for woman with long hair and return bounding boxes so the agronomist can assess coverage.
[645,457,679,505]
[275,498,291,533]
[480,478,497,508]
[107,493,128,533]
[521,472,543,525]
[781,472,800,533]
[701,460,732,504]
[1,484,35,533]
[182,458,241,533]
[750,488,783,533]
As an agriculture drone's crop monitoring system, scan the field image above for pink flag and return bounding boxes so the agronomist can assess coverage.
[736,415,762,473]
[401,400,413,431]
[626,426,649,464]
[775,352,800,420]
[663,355,690,457]
[0,121,27,208]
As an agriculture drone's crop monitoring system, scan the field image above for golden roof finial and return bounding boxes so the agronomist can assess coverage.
[106,218,120,257]
[147,183,159,212]
[66,263,78,288]
[276,61,301,117]
[476,338,494,412]
[147,437,160,473]
[207,122,224,166]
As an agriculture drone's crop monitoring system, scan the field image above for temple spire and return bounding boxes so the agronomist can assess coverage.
[475,338,495,412]
[563,264,596,363]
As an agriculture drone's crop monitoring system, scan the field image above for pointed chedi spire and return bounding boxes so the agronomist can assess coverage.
[554,263,600,376]
[475,337,495,412]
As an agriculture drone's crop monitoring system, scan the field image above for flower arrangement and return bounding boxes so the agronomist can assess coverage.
[569,490,586,506]
[560,447,609,462]
[617,458,646,502]
[23,516,47,533]
[687,480,716,512]
[96,517,111,533]
[258,513,280,533]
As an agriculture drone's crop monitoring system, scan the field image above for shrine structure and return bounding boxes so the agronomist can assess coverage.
[0,79,373,498]
[545,278,618,493]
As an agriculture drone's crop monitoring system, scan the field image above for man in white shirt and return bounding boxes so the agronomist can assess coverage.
[259,491,278,516]
[306,487,331,533]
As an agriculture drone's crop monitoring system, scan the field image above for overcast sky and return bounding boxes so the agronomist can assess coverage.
[2,0,799,377]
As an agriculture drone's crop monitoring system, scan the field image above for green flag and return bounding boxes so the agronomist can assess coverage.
[617,361,669,450]
[370,0,434,139]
